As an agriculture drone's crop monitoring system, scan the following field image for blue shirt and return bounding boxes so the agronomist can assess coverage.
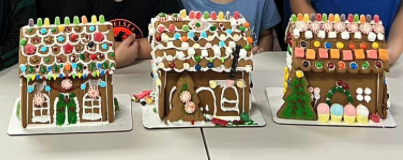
[181,0,281,44]
[284,0,401,38]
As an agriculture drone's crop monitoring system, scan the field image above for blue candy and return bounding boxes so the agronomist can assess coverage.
[40,28,47,34]
[40,46,47,52]
[174,33,181,40]
[201,32,207,38]
[20,65,27,72]
[45,86,51,92]
[330,103,343,116]
[226,29,233,35]
[219,41,225,47]
[57,36,65,42]
[28,86,34,93]
[72,63,77,69]
[89,26,96,32]
[102,43,108,50]
[188,32,194,38]
[97,63,101,69]
[195,64,202,71]
[325,42,332,49]
[81,84,87,90]
[99,81,106,88]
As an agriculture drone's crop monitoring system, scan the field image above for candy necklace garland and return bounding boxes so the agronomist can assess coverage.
[325,80,353,106]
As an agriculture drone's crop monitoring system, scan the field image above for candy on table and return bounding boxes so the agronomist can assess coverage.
[212,118,228,127]
[370,113,381,123]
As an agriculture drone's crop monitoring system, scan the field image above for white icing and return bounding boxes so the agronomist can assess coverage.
[356,94,364,101]
[318,30,326,39]
[176,51,186,60]
[354,32,362,39]
[169,86,176,110]
[82,91,102,121]
[368,32,376,42]
[356,87,363,94]
[32,94,51,123]
[341,31,350,40]
[229,41,236,49]
[239,49,247,58]
[221,86,239,114]
[356,104,369,116]
[196,87,217,116]
[364,95,371,103]
[364,87,372,94]
[188,47,196,56]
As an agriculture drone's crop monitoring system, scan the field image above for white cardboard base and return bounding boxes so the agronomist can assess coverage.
[7,94,133,136]
[141,102,266,129]
[266,87,397,128]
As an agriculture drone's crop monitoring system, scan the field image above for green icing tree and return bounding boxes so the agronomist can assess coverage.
[278,74,317,120]
[56,93,77,126]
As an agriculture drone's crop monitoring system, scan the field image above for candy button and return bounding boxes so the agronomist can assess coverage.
[375,60,383,68]
[201,32,207,38]
[338,61,345,69]
[181,36,188,42]
[362,61,369,69]
[244,22,250,28]
[247,37,253,44]
[244,45,251,51]
[360,43,367,50]
[188,32,194,38]
[325,42,332,49]
[349,43,355,50]
[195,64,202,71]
[302,61,310,67]
[336,42,344,49]
[328,62,335,70]
[20,38,27,46]
[350,62,358,70]
[236,80,246,88]
[315,61,323,69]
[208,62,214,68]
[372,42,379,49]
[300,41,307,48]
[183,63,190,69]
[314,41,321,48]
[209,81,217,89]
[296,70,304,78]
[182,25,189,32]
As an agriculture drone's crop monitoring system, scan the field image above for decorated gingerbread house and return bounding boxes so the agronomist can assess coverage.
[148,10,254,125]
[279,13,389,124]
[18,15,117,128]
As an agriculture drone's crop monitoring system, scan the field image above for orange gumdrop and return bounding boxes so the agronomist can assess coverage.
[297,13,303,21]
[65,64,72,71]
[181,36,188,42]
[328,14,334,22]
[247,37,253,43]
[244,22,250,28]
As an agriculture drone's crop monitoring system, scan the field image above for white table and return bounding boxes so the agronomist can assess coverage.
[203,52,403,160]
[0,61,208,160]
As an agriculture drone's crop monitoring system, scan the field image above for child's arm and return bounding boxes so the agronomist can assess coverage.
[254,28,274,53]
[290,0,316,14]
[387,2,403,64]
[136,38,152,59]
[115,34,139,68]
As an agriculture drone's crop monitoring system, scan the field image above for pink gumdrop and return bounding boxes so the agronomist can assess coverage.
[195,11,202,19]
[234,11,240,19]
[169,24,176,32]
[211,11,217,20]
[344,104,356,116]
[317,103,330,114]
[189,10,195,19]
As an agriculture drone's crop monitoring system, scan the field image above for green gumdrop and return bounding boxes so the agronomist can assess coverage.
[239,26,246,32]
[210,26,216,31]
[80,54,86,60]
[203,11,209,19]
[99,15,105,23]
[110,52,115,57]
[240,112,250,122]
[182,25,189,31]
[20,38,27,46]
[64,17,70,25]
[322,13,327,22]
[73,16,80,25]
[37,18,43,26]
[55,17,61,25]
[102,62,108,69]
[244,45,251,51]
[291,14,297,22]
[221,57,225,63]
[354,14,359,22]
[195,56,201,63]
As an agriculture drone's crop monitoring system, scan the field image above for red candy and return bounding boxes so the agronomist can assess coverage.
[169,24,176,32]
[342,84,349,90]
[155,36,161,42]
[328,62,335,69]
[370,113,381,123]
[337,80,343,86]
[90,54,97,60]
[70,34,78,41]
[94,32,104,42]
[211,11,217,20]
[195,11,202,19]
[189,10,195,19]
[63,43,74,54]
[348,14,354,22]
[212,118,228,127]
[169,63,175,69]
[374,15,380,23]
[234,11,240,19]
[316,13,321,21]
[349,43,355,50]
[158,26,164,33]
[360,43,367,50]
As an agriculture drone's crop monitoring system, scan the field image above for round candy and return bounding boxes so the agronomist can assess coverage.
[181,36,188,42]
[372,42,379,49]
[300,41,307,48]
[237,80,245,88]
[338,62,345,69]
[314,41,321,47]
[328,62,335,69]
[182,25,189,32]
[350,62,358,70]
[315,61,323,69]
[349,43,355,50]
[302,61,310,67]
[336,42,344,49]
[20,38,27,46]
[325,42,332,49]
[207,62,214,68]
[356,94,364,101]
[362,61,369,69]
[247,37,253,44]
[360,43,367,50]
[243,22,250,28]
[244,45,251,51]
[375,61,383,68]
[296,70,304,78]
[195,64,202,71]
[209,81,217,89]
[364,87,372,94]
[356,87,363,94]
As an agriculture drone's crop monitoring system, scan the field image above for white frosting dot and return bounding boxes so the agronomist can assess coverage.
[364,95,371,103]
[356,95,364,101]
[181,42,189,50]
[356,87,363,94]
[176,51,185,60]
[225,47,233,57]
[364,87,372,95]
[183,63,190,69]
[239,49,247,58]
[229,41,236,49]
[193,43,201,49]
[166,55,174,62]
[188,47,196,56]
[207,35,214,41]
[219,34,226,41]
[377,33,385,41]
[201,50,209,57]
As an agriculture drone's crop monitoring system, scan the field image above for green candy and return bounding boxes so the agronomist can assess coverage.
[90,63,96,70]
[344,90,350,96]
[102,62,108,69]
[99,15,105,24]
[327,92,333,98]
[77,64,83,71]
[239,26,246,32]
[209,26,216,31]
[80,54,86,61]
[59,64,63,68]
[240,112,250,122]
[315,61,323,68]
[37,18,43,27]
[51,28,56,33]
[53,65,59,72]
[291,14,297,22]
[28,28,33,33]
[348,96,354,103]
[45,58,50,62]
[182,25,189,31]
[20,38,27,46]
[110,52,115,57]
[203,11,209,19]
[322,13,327,22]
[195,56,201,63]
[55,17,61,25]
[110,63,115,68]
[64,17,70,25]
[362,61,369,69]
[28,66,34,73]
[244,45,251,51]
[73,16,80,25]
[354,14,359,22]
[41,67,46,74]
[195,22,201,28]
[221,57,225,63]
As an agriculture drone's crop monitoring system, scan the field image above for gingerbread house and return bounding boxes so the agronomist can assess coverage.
[18,15,117,128]
[148,10,254,124]
[278,13,389,123]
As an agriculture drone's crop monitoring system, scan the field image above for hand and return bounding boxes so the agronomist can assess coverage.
[252,46,264,54]
[115,34,139,68]
[388,49,402,65]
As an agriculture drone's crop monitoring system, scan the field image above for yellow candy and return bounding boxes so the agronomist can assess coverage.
[58,25,65,32]
[334,14,340,22]
[31,75,35,81]
[78,72,82,78]
[91,15,97,24]
[146,98,154,104]
[314,41,321,48]
[44,18,50,26]
[209,81,217,89]
[218,11,224,20]
[372,42,379,49]
[296,70,304,78]
[53,74,57,80]
[180,9,187,18]
[156,79,162,86]
[284,67,289,74]
[96,71,100,77]
[303,13,309,22]
[284,82,288,88]
[336,42,344,49]
[236,80,245,88]
[283,89,287,94]
[284,74,289,81]
[157,63,165,68]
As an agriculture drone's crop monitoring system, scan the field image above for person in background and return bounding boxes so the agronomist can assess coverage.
[0,0,35,71]
[36,0,182,68]
[289,0,403,65]
[181,0,281,54]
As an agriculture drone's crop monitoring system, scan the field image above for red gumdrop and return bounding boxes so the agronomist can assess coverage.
[70,34,77,41]
[348,14,354,22]
[316,13,321,21]
[155,36,161,42]
[234,11,240,19]
[189,10,195,19]
[195,11,202,19]
[374,15,380,23]
[211,11,217,20]
[168,24,176,32]
[90,54,97,60]
[169,63,175,69]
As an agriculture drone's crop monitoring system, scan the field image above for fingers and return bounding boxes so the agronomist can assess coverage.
[252,46,259,54]
[129,39,139,52]
[258,48,264,53]
[120,34,136,47]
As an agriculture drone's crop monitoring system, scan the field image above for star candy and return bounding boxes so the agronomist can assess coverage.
[94,32,104,42]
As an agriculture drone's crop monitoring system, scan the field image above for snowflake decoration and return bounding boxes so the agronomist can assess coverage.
[372,24,385,34]
[184,101,196,114]
[87,86,100,99]
[321,22,334,32]
[33,93,45,106]
[347,22,359,33]
[61,79,73,90]
[359,23,372,34]
[295,21,309,32]
[309,21,321,34]
[180,91,191,103]
[334,22,346,33]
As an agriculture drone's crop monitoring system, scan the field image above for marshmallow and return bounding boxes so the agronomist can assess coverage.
[293,29,300,38]
[328,31,337,39]
[341,31,350,40]
[368,32,376,42]
[354,32,362,39]
[305,31,313,39]
[318,30,326,39]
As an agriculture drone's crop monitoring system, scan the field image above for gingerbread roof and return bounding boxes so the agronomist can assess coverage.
[288,13,389,73]
[18,15,116,81]
[149,10,253,73]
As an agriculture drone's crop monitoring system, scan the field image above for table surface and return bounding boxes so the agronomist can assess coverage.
[0,52,402,160]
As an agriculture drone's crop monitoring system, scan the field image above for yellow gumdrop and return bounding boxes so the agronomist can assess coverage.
[296,70,304,78]
[58,26,65,32]
[284,74,289,81]
[284,67,289,74]
[218,12,224,20]
[284,82,288,88]
[283,89,287,94]
[180,9,187,18]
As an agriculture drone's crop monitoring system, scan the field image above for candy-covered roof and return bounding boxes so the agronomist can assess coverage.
[149,10,253,74]
[18,15,116,81]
